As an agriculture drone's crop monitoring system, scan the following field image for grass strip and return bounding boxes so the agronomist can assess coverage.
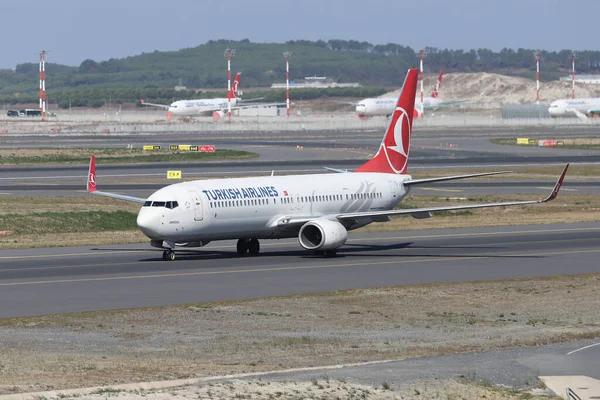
[0,149,258,165]
[0,210,137,234]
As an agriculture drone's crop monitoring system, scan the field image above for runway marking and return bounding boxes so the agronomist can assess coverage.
[567,342,600,355]
[1,248,599,288]
[2,226,600,262]
[419,188,463,192]
[1,236,594,274]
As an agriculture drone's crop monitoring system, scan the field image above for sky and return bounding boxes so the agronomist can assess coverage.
[1,0,598,69]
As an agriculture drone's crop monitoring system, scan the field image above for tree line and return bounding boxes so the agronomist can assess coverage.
[1,39,599,106]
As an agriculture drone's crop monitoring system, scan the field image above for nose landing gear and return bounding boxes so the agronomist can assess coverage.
[162,249,175,261]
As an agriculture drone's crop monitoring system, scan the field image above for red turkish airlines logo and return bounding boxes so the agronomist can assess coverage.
[382,106,410,174]
[88,172,96,188]
[232,80,239,93]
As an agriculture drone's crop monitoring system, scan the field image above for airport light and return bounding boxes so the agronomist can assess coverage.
[535,52,540,104]
[419,50,424,118]
[571,52,576,99]
[224,48,236,121]
[283,52,292,117]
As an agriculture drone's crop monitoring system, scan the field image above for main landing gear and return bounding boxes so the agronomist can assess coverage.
[314,249,337,258]
[237,238,260,255]
[162,249,175,261]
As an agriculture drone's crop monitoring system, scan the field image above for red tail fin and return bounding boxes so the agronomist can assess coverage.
[430,70,443,98]
[355,69,418,175]
[229,72,241,98]
[87,155,97,192]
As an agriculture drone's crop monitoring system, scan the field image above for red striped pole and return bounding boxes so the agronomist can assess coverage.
[39,50,46,121]
[535,52,540,104]
[419,50,424,118]
[283,52,292,117]
[226,48,232,121]
[571,53,576,99]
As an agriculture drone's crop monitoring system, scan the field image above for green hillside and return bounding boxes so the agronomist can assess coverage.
[2,39,599,108]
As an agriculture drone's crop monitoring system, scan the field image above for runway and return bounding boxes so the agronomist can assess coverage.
[1,222,599,318]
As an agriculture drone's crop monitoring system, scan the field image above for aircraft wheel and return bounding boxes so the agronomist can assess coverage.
[248,239,260,255]
[236,239,249,255]
[163,249,175,261]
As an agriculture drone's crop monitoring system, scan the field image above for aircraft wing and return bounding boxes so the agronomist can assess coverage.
[403,170,511,185]
[334,100,359,106]
[86,155,146,204]
[140,99,170,110]
[272,164,568,227]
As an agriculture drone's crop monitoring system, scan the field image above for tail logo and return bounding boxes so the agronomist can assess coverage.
[232,80,239,94]
[88,172,96,188]
[383,106,410,174]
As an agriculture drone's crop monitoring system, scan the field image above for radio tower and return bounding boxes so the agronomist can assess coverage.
[283,52,292,117]
[571,52,576,99]
[39,50,47,121]
[535,52,540,104]
[419,50,424,118]
[224,48,236,121]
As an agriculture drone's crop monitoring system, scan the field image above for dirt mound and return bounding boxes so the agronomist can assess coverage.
[383,72,600,107]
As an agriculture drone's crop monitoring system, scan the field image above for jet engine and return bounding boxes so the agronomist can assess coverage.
[298,219,347,251]
[213,110,225,121]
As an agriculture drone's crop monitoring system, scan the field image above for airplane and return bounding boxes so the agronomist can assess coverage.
[141,73,266,120]
[548,97,600,120]
[354,71,468,119]
[87,68,569,261]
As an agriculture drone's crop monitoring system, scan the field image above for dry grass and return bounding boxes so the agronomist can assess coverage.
[0,274,597,394]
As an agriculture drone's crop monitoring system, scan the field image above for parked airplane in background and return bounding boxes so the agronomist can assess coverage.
[355,71,467,118]
[141,73,261,119]
[87,68,569,261]
[548,97,600,119]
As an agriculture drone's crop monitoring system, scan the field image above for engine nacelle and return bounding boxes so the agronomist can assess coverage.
[298,219,347,251]
[213,110,225,121]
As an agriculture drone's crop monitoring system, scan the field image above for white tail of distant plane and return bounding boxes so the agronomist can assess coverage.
[88,68,569,261]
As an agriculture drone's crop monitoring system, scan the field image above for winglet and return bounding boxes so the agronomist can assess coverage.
[539,163,569,203]
[87,155,97,193]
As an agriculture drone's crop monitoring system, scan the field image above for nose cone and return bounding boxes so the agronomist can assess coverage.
[137,209,159,238]
[356,104,366,116]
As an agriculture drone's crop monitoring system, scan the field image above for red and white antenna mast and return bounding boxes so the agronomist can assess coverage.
[535,52,540,104]
[39,50,47,121]
[571,52,576,99]
[283,52,292,117]
[419,50,424,118]
[224,48,235,121]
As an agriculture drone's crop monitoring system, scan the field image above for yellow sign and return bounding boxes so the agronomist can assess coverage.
[169,145,179,151]
[143,145,160,151]
[528,139,537,145]
[178,144,191,151]
[557,141,565,146]
[167,170,182,179]
[516,138,529,145]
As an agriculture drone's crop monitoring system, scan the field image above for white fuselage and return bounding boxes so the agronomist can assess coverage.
[136,172,410,244]
[168,98,239,116]
[356,97,442,117]
[548,98,600,118]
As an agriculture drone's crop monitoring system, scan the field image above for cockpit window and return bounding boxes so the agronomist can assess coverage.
[143,201,179,208]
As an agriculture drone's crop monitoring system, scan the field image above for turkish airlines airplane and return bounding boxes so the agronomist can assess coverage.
[548,97,600,119]
[87,68,569,261]
[355,71,467,118]
[141,73,248,119]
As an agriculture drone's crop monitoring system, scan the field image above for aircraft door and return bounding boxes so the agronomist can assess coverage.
[188,190,203,221]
